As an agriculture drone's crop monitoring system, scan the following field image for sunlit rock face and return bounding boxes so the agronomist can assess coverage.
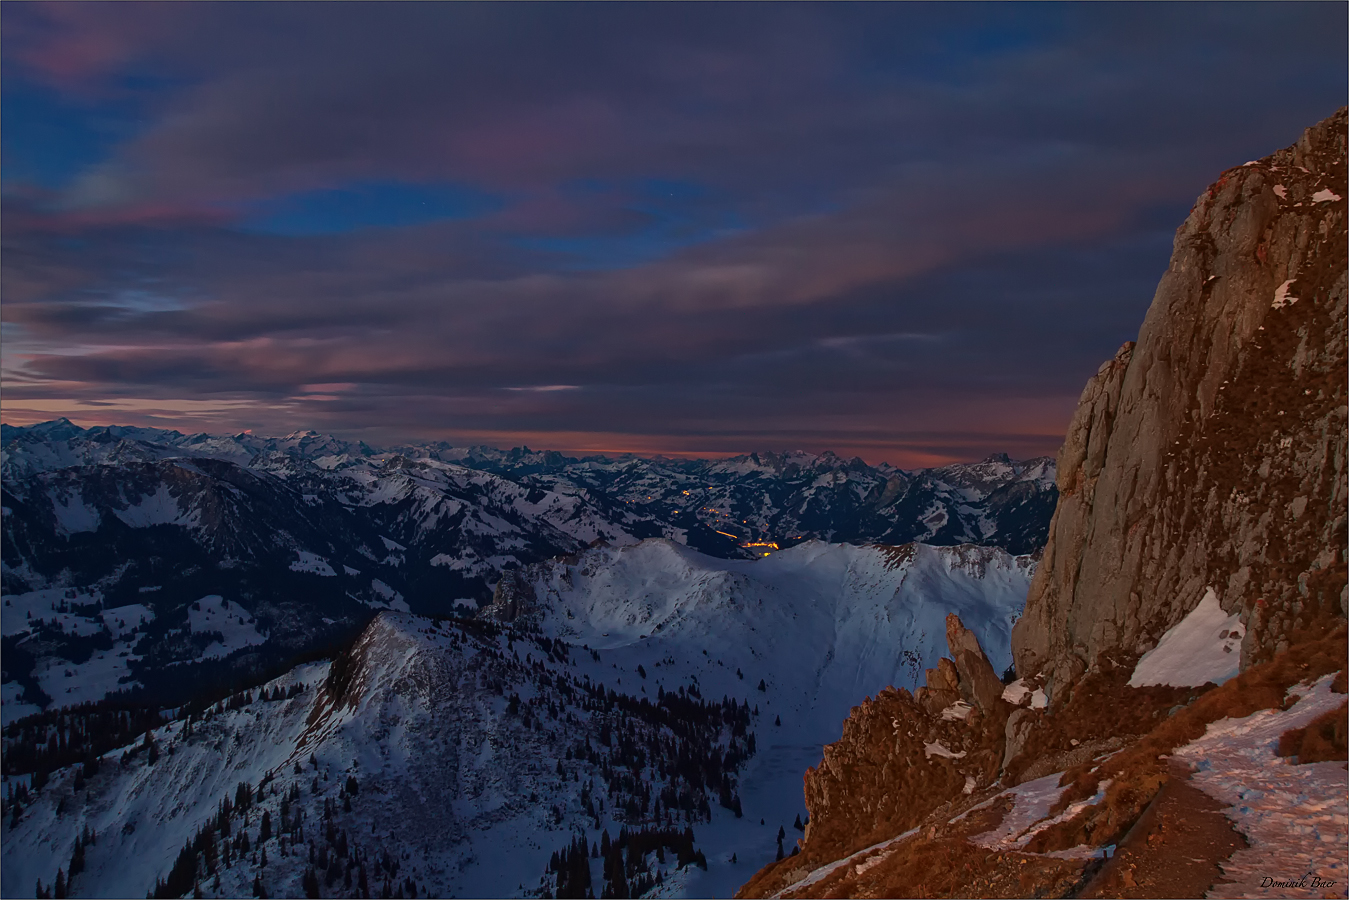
[1013,108,1347,698]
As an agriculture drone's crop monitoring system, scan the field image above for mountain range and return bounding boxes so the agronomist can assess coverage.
[1,421,1053,720]
[3,100,1340,900]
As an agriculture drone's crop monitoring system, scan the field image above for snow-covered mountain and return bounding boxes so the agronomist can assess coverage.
[2,421,1056,558]
[401,446,1056,557]
[1,539,1034,899]
[2,421,1054,722]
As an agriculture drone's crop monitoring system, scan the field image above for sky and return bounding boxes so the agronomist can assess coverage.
[2,3,1345,467]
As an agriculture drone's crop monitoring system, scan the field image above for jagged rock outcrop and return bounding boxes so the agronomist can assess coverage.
[1012,108,1348,697]
[790,616,1008,871]
[483,568,539,622]
[947,614,1006,713]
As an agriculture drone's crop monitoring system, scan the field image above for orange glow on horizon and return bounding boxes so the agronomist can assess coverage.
[0,411,1067,469]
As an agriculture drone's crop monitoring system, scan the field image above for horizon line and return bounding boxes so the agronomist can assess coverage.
[0,415,1060,470]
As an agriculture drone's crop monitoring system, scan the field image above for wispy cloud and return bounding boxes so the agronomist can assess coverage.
[2,3,1344,465]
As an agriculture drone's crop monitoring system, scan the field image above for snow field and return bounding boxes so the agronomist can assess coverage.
[186,595,267,660]
[1176,672,1349,897]
[3,537,1037,899]
[2,587,109,638]
[1,662,327,899]
[1129,587,1243,688]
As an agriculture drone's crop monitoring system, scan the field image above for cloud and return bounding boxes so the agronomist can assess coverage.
[2,3,1345,465]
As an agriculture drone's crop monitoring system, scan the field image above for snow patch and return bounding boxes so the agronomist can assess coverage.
[924,740,966,760]
[186,595,266,659]
[971,773,1111,852]
[770,827,921,898]
[1272,280,1298,309]
[112,483,196,528]
[370,579,411,612]
[290,551,337,577]
[1002,678,1031,705]
[941,701,973,721]
[1312,188,1341,203]
[1128,587,1242,688]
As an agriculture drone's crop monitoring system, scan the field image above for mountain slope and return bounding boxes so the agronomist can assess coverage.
[1,538,1034,899]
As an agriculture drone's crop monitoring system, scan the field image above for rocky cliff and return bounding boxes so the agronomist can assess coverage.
[737,109,1347,899]
[1012,108,1347,697]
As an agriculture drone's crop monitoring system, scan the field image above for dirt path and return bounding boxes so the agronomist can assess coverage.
[1076,766,1248,899]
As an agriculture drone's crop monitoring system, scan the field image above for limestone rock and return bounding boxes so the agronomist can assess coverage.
[1002,707,1038,773]
[1012,109,1348,695]
[946,613,1005,714]
[918,657,962,714]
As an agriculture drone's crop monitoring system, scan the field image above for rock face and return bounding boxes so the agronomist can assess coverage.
[1012,108,1348,697]
[737,110,1348,900]
[795,616,1009,867]
[947,614,1007,713]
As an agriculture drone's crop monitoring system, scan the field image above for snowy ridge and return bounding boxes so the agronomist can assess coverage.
[2,538,1036,899]
[503,539,1033,745]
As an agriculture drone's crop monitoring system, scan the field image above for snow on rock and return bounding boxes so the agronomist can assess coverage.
[1272,280,1299,310]
[941,701,973,721]
[924,740,967,760]
[768,827,921,899]
[971,773,1111,853]
[186,594,266,659]
[1002,678,1031,705]
[1312,188,1342,203]
[1128,587,1243,687]
[1176,672,1349,897]
[289,550,337,576]
[970,772,1066,850]
[1030,687,1048,709]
